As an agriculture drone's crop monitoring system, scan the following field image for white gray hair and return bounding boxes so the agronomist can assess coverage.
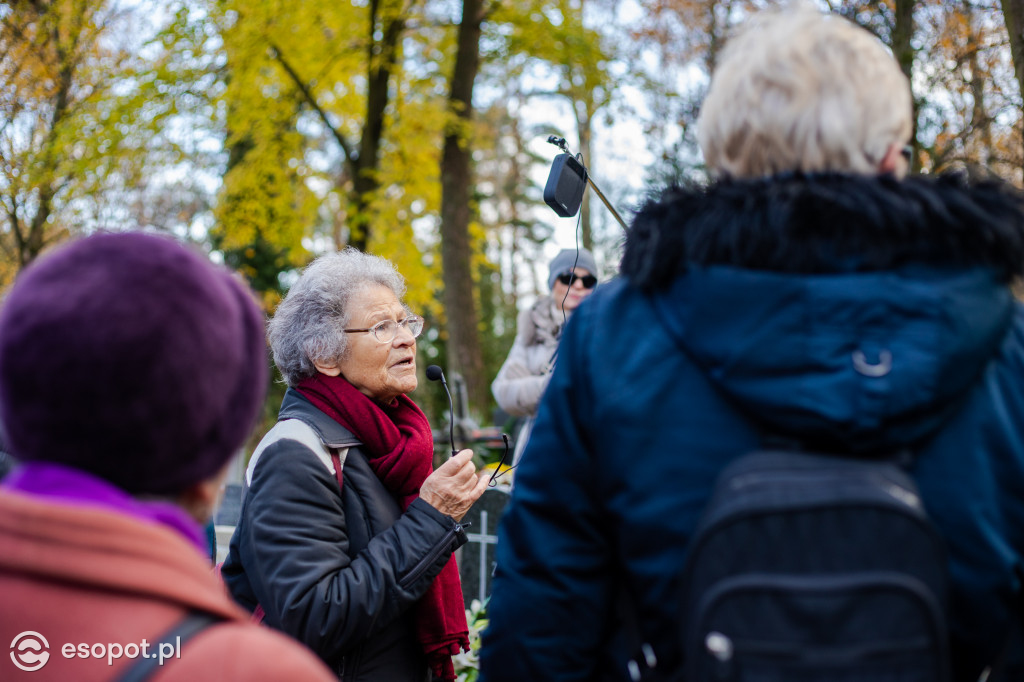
[697,7,912,178]
[268,248,407,386]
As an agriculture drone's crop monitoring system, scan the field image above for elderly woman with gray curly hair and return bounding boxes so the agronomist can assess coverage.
[222,248,488,682]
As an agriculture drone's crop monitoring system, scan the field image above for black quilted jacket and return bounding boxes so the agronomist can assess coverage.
[222,389,467,681]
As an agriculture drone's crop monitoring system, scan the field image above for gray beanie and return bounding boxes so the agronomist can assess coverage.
[547,248,598,290]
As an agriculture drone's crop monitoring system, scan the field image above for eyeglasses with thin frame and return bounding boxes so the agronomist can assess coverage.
[556,272,598,289]
[488,433,517,487]
[344,315,424,343]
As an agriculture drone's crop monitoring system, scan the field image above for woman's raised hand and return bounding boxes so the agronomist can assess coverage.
[419,449,489,522]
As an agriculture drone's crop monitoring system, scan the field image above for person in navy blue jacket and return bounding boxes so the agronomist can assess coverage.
[480,7,1024,682]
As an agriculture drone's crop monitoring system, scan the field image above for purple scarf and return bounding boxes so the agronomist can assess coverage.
[2,461,208,553]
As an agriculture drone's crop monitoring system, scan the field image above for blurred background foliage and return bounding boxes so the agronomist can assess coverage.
[4,0,1024,450]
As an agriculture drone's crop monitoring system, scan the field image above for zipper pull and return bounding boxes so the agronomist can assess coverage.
[705,631,734,681]
[705,632,733,661]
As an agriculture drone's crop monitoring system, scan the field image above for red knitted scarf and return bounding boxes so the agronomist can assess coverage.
[296,374,469,681]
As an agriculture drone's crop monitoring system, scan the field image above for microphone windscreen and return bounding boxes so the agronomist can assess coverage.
[426,365,444,382]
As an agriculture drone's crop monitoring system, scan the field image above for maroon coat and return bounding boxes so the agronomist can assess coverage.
[0,490,336,681]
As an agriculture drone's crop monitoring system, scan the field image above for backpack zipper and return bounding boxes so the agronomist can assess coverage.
[704,631,932,661]
[689,572,949,681]
[728,471,920,509]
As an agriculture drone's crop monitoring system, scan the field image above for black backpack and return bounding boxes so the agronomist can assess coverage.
[679,449,950,682]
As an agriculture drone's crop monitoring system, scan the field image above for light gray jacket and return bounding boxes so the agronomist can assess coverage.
[492,297,564,418]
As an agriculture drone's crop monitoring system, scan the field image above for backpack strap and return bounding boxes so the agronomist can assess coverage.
[760,432,917,470]
[113,611,223,682]
[617,574,659,680]
[981,563,1024,681]
[330,450,345,490]
[231,441,346,626]
[247,418,348,486]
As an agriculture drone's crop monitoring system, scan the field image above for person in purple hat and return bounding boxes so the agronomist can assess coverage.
[0,232,336,681]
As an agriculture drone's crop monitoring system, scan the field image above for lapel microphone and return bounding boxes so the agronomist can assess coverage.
[426,365,458,458]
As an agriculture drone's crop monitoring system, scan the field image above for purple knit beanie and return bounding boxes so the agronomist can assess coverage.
[0,232,268,495]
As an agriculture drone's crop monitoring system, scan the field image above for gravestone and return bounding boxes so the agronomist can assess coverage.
[215,483,245,527]
[213,483,246,563]
[458,487,511,608]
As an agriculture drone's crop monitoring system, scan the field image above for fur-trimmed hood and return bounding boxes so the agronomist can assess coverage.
[623,172,1024,286]
[620,173,1024,451]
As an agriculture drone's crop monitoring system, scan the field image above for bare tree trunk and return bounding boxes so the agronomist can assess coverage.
[16,12,78,268]
[440,0,488,418]
[1001,0,1024,176]
[506,109,524,313]
[1003,0,1024,92]
[891,0,915,81]
[271,0,405,252]
[964,1,992,165]
[705,0,729,74]
[891,0,918,170]
[576,103,594,251]
[350,0,405,251]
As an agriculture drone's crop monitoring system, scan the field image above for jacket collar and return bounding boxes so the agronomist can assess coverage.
[279,388,362,449]
[622,172,1024,290]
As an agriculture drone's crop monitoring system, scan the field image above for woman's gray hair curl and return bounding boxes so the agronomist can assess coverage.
[268,248,407,386]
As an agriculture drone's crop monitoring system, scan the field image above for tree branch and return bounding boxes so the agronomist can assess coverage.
[268,42,357,170]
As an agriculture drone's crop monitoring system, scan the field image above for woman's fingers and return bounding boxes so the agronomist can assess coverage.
[420,449,489,521]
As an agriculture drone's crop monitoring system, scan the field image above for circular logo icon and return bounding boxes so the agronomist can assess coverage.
[10,631,50,672]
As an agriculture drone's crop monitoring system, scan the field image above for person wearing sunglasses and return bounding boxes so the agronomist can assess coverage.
[222,248,488,682]
[491,248,599,469]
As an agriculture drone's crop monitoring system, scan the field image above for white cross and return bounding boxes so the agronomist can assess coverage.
[464,510,499,604]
